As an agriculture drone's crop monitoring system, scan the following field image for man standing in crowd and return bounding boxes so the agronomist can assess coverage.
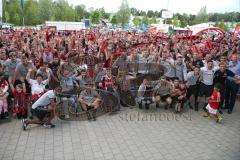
[199,60,217,109]
[225,54,240,114]
[2,52,21,80]
[213,62,237,113]
[186,66,201,111]
[190,52,204,70]
[175,56,187,81]
[12,55,36,93]
[160,51,175,81]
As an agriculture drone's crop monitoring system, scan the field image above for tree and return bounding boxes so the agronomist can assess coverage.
[193,6,209,24]
[130,8,138,16]
[53,0,75,21]
[38,0,53,23]
[4,11,10,23]
[133,16,141,26]
[12,13,21,25]
[147,10,154,18]
[99,7,110,20]
[150,16,157,24]
[90,10,101,24]
[116,0,131,27]
[75,4,90,20]
[25,0,39,25]
[171,16,181,27]
[110,15,118,25]
[215,20,230,31]
[139,10,146,16]
[142,15,149,25]
[4,0,22,25]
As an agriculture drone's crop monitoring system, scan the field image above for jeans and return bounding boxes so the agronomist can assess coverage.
[61,97,75,115]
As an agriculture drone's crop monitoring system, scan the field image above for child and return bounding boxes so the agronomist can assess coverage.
[173,82,187,113]
[0,75,9,119]
[204,84,223,123]
[10,77,28,119]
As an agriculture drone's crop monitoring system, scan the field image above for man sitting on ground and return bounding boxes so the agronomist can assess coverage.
[79,81,101,121]
[152,76,173,109]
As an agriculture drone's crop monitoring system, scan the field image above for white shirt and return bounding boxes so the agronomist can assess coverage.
[29,79,48,95]
[161,58,175,78]
[187,71,199,86]
[203,60,219,68]
[32,90,55,109]
[200,67,218,85]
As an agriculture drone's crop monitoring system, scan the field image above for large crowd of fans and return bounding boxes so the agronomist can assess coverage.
[0,27,239,129]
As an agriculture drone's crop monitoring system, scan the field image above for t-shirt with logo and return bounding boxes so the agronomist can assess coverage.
[200,67,217,85]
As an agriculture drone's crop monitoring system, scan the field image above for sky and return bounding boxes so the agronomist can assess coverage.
[67,0,240,14]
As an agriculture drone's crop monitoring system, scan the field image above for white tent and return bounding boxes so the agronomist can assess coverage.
[187,23,214,35]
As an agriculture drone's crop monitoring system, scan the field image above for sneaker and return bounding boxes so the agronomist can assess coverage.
[86,112,92,120]
[194,103,198,111]
[92,111,96,121]
[216,116,223,123]
[145,104,150,110]
[3,112,9,119]
[188,103,193,109]
[138,102,142,109]
[22,119,28,131]
[203,114,209,118]
[43,123,55,128]
[218,116,223,122]
[164,105,168,110]
[218,110,223,114]
[65,114,70,119]
[227,110,232,114]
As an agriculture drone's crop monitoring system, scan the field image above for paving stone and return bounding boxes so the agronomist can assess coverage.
[0,102,239,160]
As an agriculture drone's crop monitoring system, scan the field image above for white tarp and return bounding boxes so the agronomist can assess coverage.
[45,21,85,31]
[187,23,213,35]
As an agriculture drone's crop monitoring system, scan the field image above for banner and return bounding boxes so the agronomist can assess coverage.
[234,25,240,39]
[161,10,173,19]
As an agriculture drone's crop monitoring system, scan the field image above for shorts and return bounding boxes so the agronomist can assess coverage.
[199,83,213,97]
[166,77,176,81]
[161,94,171,102]
[33,106,50,121]
[187,84,198,98]
[172,96,179,103]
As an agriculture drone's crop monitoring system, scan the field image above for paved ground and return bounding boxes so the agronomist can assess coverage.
[0,102,240,160]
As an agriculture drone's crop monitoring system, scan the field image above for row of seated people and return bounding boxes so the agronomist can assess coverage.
[0,66,120,121]
[137,76,190,113]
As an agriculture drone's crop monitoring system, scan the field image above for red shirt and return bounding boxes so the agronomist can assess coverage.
[209,91,220,109]
[101,76,113,91]
[12,91,28,108]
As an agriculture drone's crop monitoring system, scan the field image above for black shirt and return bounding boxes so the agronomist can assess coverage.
[213,69,235,85]
[192,59,204,68]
